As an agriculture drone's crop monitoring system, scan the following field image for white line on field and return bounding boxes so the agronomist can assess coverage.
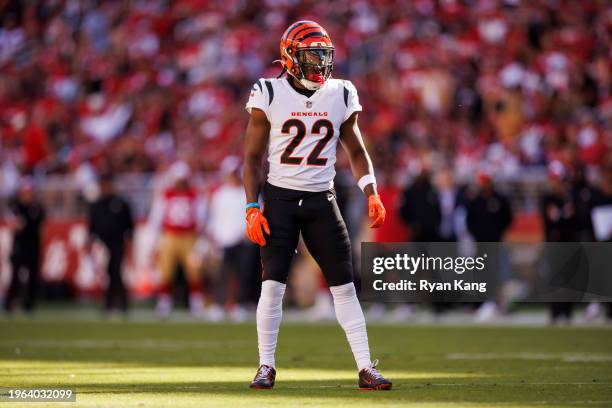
[446,352,612,363]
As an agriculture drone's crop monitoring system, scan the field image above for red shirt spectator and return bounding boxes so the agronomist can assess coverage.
[161,187,199,233]
[22,123,48,171]
[373,183,409,243]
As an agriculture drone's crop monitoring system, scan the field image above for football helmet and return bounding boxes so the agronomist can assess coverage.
[279,21,334,91]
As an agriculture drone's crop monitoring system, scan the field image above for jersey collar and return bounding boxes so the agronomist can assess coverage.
[282,77,328,103]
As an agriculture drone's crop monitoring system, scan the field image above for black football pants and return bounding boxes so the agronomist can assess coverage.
[104,242,128,312]
[4,250,40,312]
[260,182,353,287]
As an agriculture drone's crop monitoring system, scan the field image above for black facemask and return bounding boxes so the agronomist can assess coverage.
[295,48,334,83]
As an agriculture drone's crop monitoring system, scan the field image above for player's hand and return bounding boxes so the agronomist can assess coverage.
[368,194,386,228]
[246,207,270,246]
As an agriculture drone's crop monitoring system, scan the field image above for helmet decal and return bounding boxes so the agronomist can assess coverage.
[279,21,334,90]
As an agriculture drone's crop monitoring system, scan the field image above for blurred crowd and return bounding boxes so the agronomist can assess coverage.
[0,0,610,186]
[3,157,611,322]
[372,160,612,322]
[1,0,612,322]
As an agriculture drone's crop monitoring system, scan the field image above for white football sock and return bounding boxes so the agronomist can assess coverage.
[256,280,286,368]
[329,282,372,371]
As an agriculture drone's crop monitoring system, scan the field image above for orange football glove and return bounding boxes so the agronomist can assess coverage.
[246,207,270,246]
[368,194,386,228]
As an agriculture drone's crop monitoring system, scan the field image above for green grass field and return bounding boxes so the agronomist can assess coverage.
[0,317,611,407]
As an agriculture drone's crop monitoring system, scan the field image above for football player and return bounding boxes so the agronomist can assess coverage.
[243,21,391,390]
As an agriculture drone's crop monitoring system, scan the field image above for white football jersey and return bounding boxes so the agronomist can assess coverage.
[246,77,362,192]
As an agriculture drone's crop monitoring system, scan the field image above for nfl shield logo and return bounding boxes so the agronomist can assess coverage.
[305,100,312,109]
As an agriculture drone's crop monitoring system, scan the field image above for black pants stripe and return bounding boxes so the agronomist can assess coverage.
[260,182,353,287]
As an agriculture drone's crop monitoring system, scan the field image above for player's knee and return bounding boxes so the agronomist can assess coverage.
[329,282,357,304]
[260,280,286,302]
[257,280,286,319]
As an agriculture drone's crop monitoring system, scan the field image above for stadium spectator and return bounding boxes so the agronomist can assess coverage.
[466,170,513,242]
[585,157,612,321]
[367,165,413,321]
[466,169,514,321]
[570,164,596,241]
[0,0,611,316]
[398,167,446,315]
[147,161,206,318]
[591,158,612,242]
[87,173,134,315]
[373,165,409,243]
[539,161,576,323]
[207,156,250,321]
[3,178,45,313]
[399,168,442,242]
[540,162,576,242]
[435,167,460,242]
[0,0,608,181]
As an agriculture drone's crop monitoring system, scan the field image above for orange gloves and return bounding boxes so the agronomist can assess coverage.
[246,207,270,246]
[368,194,386,228]
[245,195,383,245]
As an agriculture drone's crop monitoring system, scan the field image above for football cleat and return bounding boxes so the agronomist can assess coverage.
[250,365,276,389]
[358,360,392,390]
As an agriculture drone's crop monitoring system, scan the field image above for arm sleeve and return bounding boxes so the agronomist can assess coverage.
[343,80,363,122]
[245,79,270,120]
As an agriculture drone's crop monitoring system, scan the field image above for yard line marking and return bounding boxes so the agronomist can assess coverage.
[446,352,612,363]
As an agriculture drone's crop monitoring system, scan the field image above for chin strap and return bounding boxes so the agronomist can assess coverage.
[273,60,287,78]
[299,78,323,91]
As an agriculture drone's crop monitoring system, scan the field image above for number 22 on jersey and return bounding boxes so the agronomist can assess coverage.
[280,119,334,166]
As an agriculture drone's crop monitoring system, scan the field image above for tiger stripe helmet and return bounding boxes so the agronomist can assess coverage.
[280,21,334,91]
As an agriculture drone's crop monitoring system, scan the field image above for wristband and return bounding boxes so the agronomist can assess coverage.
[246,202,260,210]
[357,174,376,192]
